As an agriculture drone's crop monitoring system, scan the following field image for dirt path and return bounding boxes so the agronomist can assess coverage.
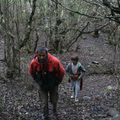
[0,74,118,120]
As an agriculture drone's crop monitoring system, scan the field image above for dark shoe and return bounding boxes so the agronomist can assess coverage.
[53,107,57,113]
[53,108,58,118]
[44,116,50,120]
[44,113,49,120]
[44,106,49,119]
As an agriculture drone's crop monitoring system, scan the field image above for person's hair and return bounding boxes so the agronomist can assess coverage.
[71,55,79,62]
[36,47,48,54]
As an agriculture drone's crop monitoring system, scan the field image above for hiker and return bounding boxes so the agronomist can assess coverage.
[66,55,85,102]
[29,47,65,119]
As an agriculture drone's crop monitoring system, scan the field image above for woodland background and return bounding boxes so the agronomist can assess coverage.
[0,0,120,120]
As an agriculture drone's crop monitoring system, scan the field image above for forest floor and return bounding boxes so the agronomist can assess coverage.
[0,34,120,120]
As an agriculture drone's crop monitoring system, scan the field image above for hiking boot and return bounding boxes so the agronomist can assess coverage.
[71,95,74,98]
[43,106,49,119]
[44,116,49,120]
[53,108,59,119]
[75,97,79,102]
[53,105,57,114]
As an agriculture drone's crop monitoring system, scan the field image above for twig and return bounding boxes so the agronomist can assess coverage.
[51,0,104,20]
[66,22,89,51]
[19,0,37,49]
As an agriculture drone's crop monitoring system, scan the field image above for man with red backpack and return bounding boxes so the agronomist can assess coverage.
[29,47,65,119]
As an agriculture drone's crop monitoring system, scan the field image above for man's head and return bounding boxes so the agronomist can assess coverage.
[71,55,79,65]
[36,47,48,63]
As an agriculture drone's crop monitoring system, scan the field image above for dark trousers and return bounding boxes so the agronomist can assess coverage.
[39,86,58,117]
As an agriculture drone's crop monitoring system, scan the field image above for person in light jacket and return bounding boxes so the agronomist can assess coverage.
[66,55,85,102]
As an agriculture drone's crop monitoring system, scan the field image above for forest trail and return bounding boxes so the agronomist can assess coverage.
[0,34,119,120]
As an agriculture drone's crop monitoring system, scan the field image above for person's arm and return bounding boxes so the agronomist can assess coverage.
[29,60,41,84]
[78,72,84,80]
[66,63,74,82]
[29,61,36,79]
[58,62,65,83]
[66,63,71,74]
[78,65,86,80]
[54,61,65,85]
[66,63,73,77]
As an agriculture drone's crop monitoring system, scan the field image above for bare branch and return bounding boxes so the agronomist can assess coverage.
[34,29,39,52]
[51,0,120,23]
[51,0,103,20]
[83,0,103,7]
[19,0,37,49]
[102,0,120,23]
[102,0,120,14]
[66,22,89,51]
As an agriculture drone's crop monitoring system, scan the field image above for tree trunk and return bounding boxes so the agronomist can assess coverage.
[2,0,21,78]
